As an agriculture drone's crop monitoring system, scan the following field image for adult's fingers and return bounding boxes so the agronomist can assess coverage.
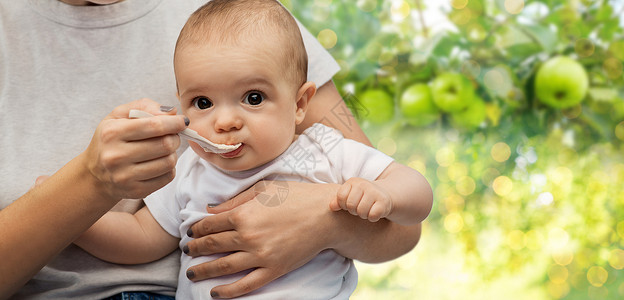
[209,268,278,299]
[129,152,179,181]
[100,133,181,165]
[184,230,241,257]
[187,211,236,239]
[102,115,188,143]
[205,183,257,214]
[129,170,177,199]
[108,98,178,119]
[185,251,258,283]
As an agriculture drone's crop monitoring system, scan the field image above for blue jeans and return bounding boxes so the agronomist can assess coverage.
[101,291,175,300]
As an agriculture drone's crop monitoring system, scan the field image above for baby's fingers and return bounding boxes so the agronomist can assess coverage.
[355,194,375,220]
[368,202,390,222]
[329,198,342,211]
[334,182,352,211]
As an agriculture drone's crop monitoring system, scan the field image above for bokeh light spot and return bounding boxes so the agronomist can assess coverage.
[609,249,624,270]
[451,0,468,9]
[447,162,468,181]
[548,265,569,284]
[603,57,623,79]
[444,194,465,212]
[587,266,608,287]
[311,6,330,22]
[492,175,512,196]
[356,0,376,12]
[483,68,512,96]
[548,227,570,251]
[491,142,511,162]
[377,137,397,156]
[436,147,456,167]
[506,230,526,250]
[408,159,426,176]
[390,0,410,21]
[467,22,486,42]
[462,60,481,78]
[575,38,595,58]
[553,249,574,266]
[456,176,476,196]
[562,104,582,119]
[536,192,554,206]
[504,0,525,15]
[317,29,338,49]
[451,7,473,25]
[444,212,464,233]
[617,220,624,240]
[484,69,504,91]
[550,167,573,187]
[547,281,570,299]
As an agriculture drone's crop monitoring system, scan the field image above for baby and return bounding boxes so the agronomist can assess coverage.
[75,0,432,299]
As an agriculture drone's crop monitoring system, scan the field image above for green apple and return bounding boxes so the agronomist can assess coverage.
[535,56,589,109]
[399,83,439,126]
[430,72,476,113]
[358,89,394,124]
[450,97,486,130]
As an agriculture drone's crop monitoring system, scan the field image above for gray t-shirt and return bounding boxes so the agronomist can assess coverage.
[0,0,339,298]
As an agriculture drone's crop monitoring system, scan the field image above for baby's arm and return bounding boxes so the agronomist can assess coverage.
[330,162,433,225]
[74,206,179,264]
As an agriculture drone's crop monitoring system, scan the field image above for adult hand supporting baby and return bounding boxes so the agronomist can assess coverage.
[184,180,422,299]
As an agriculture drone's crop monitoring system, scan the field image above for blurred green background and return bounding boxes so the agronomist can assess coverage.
[282,0,624,299]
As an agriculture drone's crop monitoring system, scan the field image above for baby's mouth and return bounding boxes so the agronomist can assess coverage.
[219,143,244,158]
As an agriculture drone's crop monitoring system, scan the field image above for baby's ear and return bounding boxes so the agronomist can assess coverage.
[295,81,316,125]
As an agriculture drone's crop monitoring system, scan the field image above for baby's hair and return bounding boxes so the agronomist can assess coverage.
[175,0,308,86]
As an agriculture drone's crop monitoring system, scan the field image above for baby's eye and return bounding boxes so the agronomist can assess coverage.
[244,92,264,106]
[193,97,213,110]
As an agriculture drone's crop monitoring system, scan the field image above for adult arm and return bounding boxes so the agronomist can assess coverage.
[296,81,372,146]
[183,82,426,298]
[0,99,187,298]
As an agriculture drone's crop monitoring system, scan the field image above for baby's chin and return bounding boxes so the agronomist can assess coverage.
[209,159,266,173]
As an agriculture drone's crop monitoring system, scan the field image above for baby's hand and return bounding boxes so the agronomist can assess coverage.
[330,177,392,222]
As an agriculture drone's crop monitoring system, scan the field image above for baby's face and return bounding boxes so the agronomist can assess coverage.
[175,42,301,171]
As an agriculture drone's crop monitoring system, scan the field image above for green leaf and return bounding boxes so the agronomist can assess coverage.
[521,24,558,53]
[409,33,445,65]
[431,33,461,59]
[505,43,544,61]
[595,4,614,22]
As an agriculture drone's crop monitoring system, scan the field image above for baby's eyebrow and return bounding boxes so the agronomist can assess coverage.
[236,76,274,89]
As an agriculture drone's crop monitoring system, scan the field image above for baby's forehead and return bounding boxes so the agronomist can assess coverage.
[178,33,290,62]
